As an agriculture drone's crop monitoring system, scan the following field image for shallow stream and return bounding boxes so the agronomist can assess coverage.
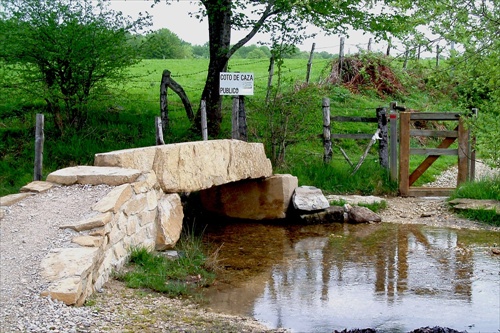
[201,221,500,332]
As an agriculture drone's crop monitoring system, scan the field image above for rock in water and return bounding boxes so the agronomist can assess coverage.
[292,186,329,211]
[348,206,381,224]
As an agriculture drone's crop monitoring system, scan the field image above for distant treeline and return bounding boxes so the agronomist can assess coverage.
[131,28,335,60]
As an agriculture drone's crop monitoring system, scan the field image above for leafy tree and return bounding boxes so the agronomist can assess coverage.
[409,0,500,167]
[140,28,192,59]
[192,42,210,59]
[246,48,268,59]
[154,0,414,137]
[0,0,151,135]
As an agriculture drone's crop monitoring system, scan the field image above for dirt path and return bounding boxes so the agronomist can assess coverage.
[380,195,499,231]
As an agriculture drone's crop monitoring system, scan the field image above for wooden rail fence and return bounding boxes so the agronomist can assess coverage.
[322,98,389,175]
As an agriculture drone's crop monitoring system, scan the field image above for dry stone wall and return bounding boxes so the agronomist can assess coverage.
[40,170,184,306]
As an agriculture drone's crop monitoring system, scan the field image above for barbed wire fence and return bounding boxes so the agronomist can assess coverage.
[117,35,457,125]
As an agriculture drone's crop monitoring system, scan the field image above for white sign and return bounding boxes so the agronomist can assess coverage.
[219,72,254,95]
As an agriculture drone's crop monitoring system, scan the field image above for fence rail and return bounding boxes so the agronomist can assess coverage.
[322,98,389,173]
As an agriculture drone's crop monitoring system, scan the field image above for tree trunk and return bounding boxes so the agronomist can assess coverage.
[195,0,232,137]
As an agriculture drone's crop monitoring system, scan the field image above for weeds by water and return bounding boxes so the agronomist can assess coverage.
[116,229,217,297]
[329,198,387,213]
[448,174,500,226]
[450,174,500,201]
[283,159,398,196]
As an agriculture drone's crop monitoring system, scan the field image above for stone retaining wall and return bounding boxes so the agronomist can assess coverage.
[40,171,184,306]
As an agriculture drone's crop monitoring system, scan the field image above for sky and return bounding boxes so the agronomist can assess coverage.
[106,0,394,55]
[105,0,445,58]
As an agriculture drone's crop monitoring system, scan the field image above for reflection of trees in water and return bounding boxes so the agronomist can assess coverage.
[268,224,474,307]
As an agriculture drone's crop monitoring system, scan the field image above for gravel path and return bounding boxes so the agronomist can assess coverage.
[379,161,499,231]
[0,162,498,332]
[0,185,280,333]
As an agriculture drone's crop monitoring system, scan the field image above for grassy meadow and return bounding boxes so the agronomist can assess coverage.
[0,55,462,197]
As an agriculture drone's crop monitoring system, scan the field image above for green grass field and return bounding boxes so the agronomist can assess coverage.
[0,56,462,196]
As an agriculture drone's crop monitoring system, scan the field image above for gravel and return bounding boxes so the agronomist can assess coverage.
[0,184,280,333]
[0,162,498,332]
[379,160,499,231]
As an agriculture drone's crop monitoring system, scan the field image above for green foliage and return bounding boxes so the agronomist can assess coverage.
[359,200,388,213]
[283,159,398,196]
[453,209,499,227]
[329,199,388,213]
[117,230,216,297]
[138,28,193,59]
[0,0,151,135]
[403,0,500,168]
[450,175,500,201]
[0,55,484,197]
[448,175,500,226]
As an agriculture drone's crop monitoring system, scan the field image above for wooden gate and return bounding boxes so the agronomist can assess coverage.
[399,112,470,197]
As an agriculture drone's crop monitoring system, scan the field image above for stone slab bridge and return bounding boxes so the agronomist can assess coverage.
[5,140,299,306]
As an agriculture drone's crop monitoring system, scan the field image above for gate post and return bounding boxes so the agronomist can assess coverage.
[377,107,388,169]
[322,98,332,163]
[399,112,410,196]
[469,108,478,181]
[389,107,398,182]
[457,116,469,186]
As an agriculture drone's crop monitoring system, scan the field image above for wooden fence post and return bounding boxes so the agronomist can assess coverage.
[399,112,411,196]
[457,115,469,186]
[377,107,389,169]
[338,37,345,81]
[160,70,169,132]
[238,96,247,141]
[322,98,332,163]
[232,96,239,139]
[306,43,315,84]
[469,108,478,181]
[155,116,165,145]
[436,45,440,67]
[34,113,44,181]
[265,55,274,104]
[200,100,208,141]
[160,69,194,128]
[389,102,398,182]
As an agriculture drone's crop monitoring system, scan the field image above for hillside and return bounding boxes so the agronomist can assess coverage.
[0,54,464,196]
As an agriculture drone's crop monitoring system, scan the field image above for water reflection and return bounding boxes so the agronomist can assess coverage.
[202,222,500,332]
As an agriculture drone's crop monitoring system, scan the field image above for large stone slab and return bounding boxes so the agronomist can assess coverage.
[60,212,113,232]
[156,193,184,250]
[200,174,298,220]
[46,166,141,186]
[94,139,273,193]
[92,184,132,213]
